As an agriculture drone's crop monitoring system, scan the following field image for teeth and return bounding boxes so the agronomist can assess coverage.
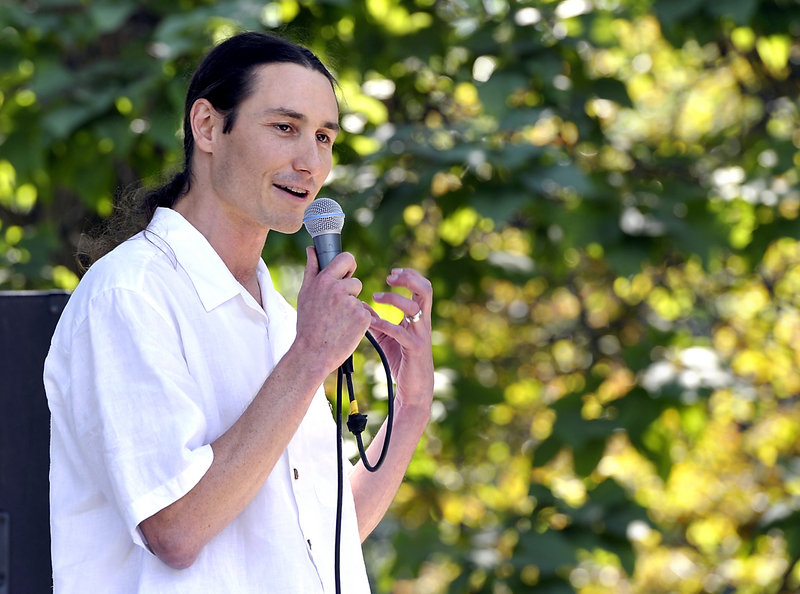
[278,184,307,196]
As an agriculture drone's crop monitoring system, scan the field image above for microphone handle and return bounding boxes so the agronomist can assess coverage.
[313,232,342,270]
[312,231,353,372]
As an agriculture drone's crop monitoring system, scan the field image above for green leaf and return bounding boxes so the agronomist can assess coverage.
[705,0,759,24]
[761,509,800,561]
[574,437,606,476]
[42,103,95,140]
[591,77,633,108]
[549,393,618,450]
[477,71,529,119]
[516,530,576,576]
[89,2,137,34]
[617,387,676,453]
[453,376,504,406]
[532,434,564,468]
[30,59,75,101]
[471,191,530,223]
[521,162,594,197]
[654,0,705,25]
[604,239,651,277]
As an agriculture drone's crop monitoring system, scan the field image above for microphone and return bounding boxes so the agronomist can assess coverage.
[303,198,345,270]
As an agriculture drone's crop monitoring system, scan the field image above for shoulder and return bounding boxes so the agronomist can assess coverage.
[83,233,179,300]
[55,233,188,339]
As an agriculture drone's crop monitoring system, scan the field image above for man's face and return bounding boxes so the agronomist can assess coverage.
[208,62,340,235]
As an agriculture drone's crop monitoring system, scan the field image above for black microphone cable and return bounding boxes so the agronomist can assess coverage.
[334,331,395,594]
[301,198,396,593]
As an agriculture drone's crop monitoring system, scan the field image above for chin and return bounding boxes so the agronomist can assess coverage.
[272,220,305,236]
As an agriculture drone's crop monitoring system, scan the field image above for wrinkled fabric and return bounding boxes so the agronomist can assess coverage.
[45,207,369,593]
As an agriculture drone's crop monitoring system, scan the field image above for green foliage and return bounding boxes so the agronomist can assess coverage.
[4,0,800,591]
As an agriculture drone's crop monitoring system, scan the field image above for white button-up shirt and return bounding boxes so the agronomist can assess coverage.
[44,207,370,593]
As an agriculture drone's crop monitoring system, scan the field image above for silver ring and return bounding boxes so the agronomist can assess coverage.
[405,309,423,324]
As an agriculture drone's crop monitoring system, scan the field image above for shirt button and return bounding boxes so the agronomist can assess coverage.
[293,468,299,480]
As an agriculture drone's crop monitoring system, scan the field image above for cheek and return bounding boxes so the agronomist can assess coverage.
[319,150,334,176]
[224,137,269,183]
[212,148,259,202]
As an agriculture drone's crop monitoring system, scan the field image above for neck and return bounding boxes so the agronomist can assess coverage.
[173,192,268,306]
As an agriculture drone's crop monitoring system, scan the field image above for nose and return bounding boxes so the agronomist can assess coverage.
[293,134,327,177]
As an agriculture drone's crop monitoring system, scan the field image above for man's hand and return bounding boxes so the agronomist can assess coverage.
[367,267,434,412]
[348,266,434,540]
[295,246,372,376]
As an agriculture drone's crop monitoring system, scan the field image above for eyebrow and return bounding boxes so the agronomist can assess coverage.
[264,107,340,133]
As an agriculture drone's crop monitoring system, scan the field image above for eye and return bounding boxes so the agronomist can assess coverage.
[275,123,293,133]
[316,132,331,144]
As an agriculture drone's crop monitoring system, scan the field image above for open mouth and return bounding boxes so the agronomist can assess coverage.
[275,184,310,198]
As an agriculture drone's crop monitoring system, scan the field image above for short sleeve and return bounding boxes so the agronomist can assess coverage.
[65,287,214,549]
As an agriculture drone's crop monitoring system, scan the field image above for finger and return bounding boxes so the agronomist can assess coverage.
[372,291,420,318]
[320,251,357,279]
[343,277,363,298]
[304,245,320,279]
[369,314,429,354]
[361,301,382,323]
[369,315,411,345]
[386,268,433,312]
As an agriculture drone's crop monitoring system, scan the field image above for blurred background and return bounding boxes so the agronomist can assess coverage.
[2,0,800,592]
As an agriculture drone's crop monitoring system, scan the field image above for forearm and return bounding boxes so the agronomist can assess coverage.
[138,234,371,569]
[139,340,329,568]
[349,399,431,542]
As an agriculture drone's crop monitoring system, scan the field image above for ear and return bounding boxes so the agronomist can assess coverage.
[189,98,220,155]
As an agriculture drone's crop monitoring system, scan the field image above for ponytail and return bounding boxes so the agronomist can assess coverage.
[76,169,190,271]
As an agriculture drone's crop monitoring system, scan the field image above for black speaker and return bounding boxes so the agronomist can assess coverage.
[0,291,69,594]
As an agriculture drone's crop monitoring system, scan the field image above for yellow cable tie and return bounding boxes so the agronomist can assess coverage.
[349,400,360,415]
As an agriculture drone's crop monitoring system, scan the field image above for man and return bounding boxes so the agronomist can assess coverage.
[44,31,433,592]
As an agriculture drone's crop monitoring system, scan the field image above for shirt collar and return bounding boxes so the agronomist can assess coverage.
[147,207,263,313]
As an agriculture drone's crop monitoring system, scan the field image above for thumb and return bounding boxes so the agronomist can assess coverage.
[303,245,320,282]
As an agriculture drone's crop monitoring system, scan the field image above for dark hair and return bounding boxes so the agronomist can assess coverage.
[78,31,336,269]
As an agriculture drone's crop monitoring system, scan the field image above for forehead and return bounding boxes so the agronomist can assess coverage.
[246,62,339,122]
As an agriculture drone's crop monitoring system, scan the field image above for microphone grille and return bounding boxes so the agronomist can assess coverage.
[303,198,345,237]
